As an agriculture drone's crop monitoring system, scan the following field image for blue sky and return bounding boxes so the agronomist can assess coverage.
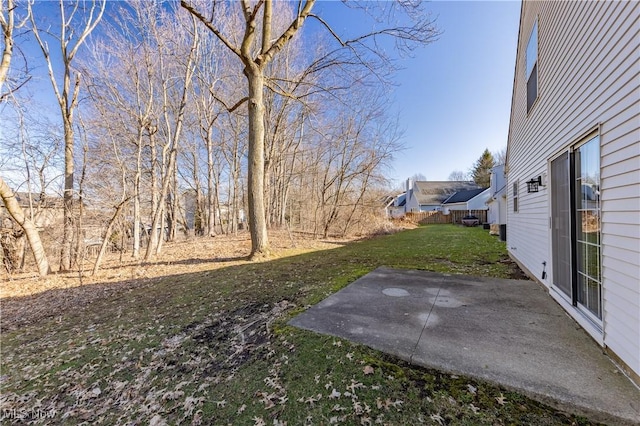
[318,0,522,185]
[391,1,521,183]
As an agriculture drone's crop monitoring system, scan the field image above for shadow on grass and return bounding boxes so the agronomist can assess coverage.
[1,225,522,335]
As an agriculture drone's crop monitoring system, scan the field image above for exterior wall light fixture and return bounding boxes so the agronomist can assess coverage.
[526,176,543,193]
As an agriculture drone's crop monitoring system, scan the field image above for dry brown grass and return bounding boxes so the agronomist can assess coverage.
[0,230,355,332]
[1,230,351,298]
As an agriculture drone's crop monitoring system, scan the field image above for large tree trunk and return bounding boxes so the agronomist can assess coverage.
[245,67,269,259]
[0,177,50,276]
[60,115,74,271]
[183,0,317,257]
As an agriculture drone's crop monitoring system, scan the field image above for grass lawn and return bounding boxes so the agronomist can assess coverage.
[0,225,598,425]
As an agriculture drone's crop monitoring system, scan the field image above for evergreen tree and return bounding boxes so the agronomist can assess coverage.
[471,149,495,187]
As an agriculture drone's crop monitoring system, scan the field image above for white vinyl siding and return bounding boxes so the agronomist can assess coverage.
[467,190,490,211]
[507,0,640,379]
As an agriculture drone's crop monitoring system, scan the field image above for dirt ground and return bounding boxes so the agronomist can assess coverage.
[0,230,355,332]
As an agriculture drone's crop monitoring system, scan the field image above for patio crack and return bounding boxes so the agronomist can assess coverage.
[410,286,441,363]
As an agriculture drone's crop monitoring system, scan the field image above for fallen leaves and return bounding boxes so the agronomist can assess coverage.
[304,394,322,406]
[496,393,507,406]
[0,230,345,332]
[149,414,168,426]
[375,398,403,411]
[329,389,342,399]
[346,379,366,393]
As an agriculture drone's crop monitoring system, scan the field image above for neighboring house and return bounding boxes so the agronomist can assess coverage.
[385,193,406,218]
[486,164,508,237]
[0,192,65,228]
[0,191,106,251]
[404,180,481,212]
[442,188,490,211]
[506,0,639,383]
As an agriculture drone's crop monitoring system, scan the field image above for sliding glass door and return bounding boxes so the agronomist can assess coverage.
[574,136,602,319]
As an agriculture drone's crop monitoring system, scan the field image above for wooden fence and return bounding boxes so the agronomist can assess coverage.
[405,210,488,225]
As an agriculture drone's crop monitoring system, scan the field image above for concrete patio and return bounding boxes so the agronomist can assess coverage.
[289,267,640,425]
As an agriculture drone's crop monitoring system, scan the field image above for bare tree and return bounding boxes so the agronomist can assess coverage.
[262,30,317,229]
[448,170,469,181]
[89,129,129,276]
[493,146,507,166]
[0,0,15,95]
[189,20,240,237]
[0,0,31,100]
[182,0,438,258]
[182,0,317,258]
[85,2,164,259]
[0,0,50,276]
[410,173,427,182]
[311,91,400,237]
[144,10,199,260]
[29,0,105,271]
[220,111,248,235]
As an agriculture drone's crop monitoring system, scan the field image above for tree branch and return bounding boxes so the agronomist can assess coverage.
[207,87,248,113]
[180,0,243,59]
[308,13,345,47]
[258,0,315,67]
[67,0,106,62]
[261,0,271,54]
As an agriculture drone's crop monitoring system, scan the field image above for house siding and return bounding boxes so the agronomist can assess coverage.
[467,190,491,211]
[487,165,508,225]
[507,0,640,380]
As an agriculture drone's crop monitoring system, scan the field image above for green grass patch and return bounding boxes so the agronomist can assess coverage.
[0,225,601,424]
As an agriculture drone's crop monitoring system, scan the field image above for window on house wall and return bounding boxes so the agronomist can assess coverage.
[513,181,518,212]
[526,20,538,112]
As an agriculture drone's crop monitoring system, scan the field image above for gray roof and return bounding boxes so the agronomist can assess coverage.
[412,181,481,205]
[443,188,488,204]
